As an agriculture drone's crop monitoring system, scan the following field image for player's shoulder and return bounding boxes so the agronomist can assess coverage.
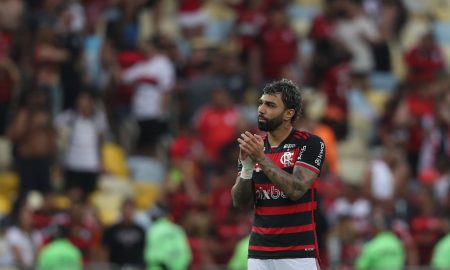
[292,130,324,144]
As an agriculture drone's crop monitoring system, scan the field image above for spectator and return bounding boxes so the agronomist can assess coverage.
[235,0,267,61]
[298,102,340,176]
[121,35,175,154]
[431,229,450,270]
[194,87,246,164]
[409,186,443,266]
[56,3,85,111]
[181,43,224,122]
[5,203,44,270]
[249,4,299,83]
[308,38,352,140]
[145,203,192,270]
[55,91,108,201]
[0,217,13,267]
[7,90,56,204]
[105,0,146,52]
[392,81,438,176]
[363,146,410,211]
[418,90,450,179]
[228,234,250,270]
[37,222,82,270]
[102,199,146,269]
[404,32,446,84]
[328,183,372,235]
[67,201,102,265]
[334,0,380,75]
[355,208,405,270]
[32,25,68,116]
[0,51,19,135]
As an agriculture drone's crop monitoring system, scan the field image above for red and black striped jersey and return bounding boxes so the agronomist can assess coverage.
[248,128,325,259]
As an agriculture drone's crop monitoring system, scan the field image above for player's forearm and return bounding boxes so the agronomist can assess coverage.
[256,156,307,200]
[231,177,253,208]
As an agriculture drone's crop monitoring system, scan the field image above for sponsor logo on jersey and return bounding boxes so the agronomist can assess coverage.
[315,142,325,166]
[283,143,296,150]
[255,185,288,200]
[298,145,307,160]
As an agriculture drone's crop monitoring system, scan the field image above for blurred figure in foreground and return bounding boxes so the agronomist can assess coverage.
[431,225,450,270]
[228,234,250,270]
[5,203,44,270]
[102,198,145,269]
[355,208,405,270]
[145,203,192,270]
[37,221,82,270]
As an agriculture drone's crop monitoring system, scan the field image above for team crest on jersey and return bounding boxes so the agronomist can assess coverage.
[280,151,294,166]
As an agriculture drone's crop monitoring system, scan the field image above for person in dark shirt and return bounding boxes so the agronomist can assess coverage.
[102,199,146,269]
[231,79,325,270]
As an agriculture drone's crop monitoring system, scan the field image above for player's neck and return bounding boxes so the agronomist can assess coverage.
[268,124,293,147]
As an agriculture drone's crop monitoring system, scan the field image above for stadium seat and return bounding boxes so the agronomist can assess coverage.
[400,16,431,50]
[288,5,320,21]
[441,44,450,69]
[90,191,124,226]
[291,20,312,38]
[53,194,71,210]
[429,0,450,21]
[97,174,134,196]
[101,143,129,177]
[0,137,12,171]
[337,138,370,184]
[0,194,12,216]
[390,44,407,81]
[134,182,161,210]
[369,72,398,93]
[0,171,19,199]
[433,22,450,44]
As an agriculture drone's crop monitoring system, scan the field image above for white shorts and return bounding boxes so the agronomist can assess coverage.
[248,258,320,270]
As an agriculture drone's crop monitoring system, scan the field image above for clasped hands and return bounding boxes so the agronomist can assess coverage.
[237,131,265,163]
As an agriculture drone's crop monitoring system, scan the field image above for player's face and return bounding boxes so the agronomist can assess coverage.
[257,93,286,132]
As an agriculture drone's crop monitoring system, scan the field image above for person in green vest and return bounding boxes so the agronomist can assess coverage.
[37,222,82,270]
[145,203,192,270]
[431,232,450,269]
[228,235,250,270]
[355,210,405,270]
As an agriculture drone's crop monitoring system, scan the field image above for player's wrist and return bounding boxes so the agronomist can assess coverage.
[239,156,254,179]
[254,155,266,164]
[240,167,253,180]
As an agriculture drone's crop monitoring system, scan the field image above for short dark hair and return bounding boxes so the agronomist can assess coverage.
[262,79,303,123]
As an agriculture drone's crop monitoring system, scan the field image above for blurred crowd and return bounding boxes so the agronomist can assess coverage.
[0,0,449,269]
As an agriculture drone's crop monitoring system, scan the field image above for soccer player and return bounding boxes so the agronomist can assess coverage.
[231,79,325,270]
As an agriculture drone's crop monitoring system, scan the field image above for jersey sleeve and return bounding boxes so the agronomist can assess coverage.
[295,135,325,174]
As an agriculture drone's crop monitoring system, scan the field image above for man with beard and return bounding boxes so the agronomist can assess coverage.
[231,79,325,270]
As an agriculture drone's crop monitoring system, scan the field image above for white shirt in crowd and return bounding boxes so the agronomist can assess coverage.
[5,227,43,268]
[335,15,379,73]
[56,110,108,172]
[370,159,395,201]
[122,54,175,120]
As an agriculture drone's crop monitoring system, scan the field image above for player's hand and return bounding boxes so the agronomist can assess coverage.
[237,131,265,162]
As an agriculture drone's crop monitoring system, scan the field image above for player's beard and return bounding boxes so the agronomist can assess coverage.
[258,112,284,132]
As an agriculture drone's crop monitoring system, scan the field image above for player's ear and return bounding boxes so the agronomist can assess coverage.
[284,109,295,121]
